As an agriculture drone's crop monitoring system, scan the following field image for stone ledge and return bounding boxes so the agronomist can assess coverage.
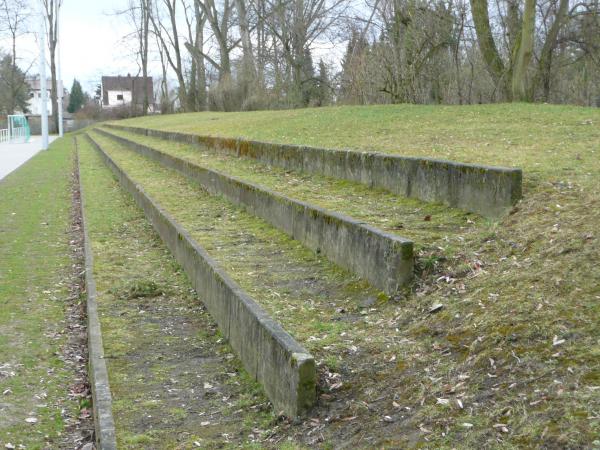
[86,133,316,418]
[75,137,118,450]
[107,124,523,218]
[96,127,414,295]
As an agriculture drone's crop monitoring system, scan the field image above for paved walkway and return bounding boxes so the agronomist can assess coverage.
[0,136,58,181]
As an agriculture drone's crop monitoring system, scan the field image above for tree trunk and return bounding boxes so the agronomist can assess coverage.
[194,1,207,110]
[44,0,60,132]
[197,0,232,82]
[469,0,509,99]
[142,0,150,114]
[535,0,569,101]
[511,0,536,101]
[234,0,256,96]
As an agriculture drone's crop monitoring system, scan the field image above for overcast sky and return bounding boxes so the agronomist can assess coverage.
[3,0,348,95]
[2,0,142,94]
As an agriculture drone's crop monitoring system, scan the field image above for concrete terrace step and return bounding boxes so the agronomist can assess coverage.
[75,137,117,450]
[106,123,523,218]
[86,132,317,419]
[77,137,294,445]
[101,126,478,245]
[95,127,414,296]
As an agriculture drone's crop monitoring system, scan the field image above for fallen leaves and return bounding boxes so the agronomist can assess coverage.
[493,423,509,433]
[324,371,343,391]
[429,304,444,314]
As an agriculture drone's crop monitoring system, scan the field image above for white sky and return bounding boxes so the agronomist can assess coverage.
[2,0,144,94]
[2,0,350,96]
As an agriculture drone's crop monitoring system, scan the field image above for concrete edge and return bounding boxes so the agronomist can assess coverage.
[106,124,523,218]
[84,133,317,418]
[96,127,414,295]
[74,136,118,450]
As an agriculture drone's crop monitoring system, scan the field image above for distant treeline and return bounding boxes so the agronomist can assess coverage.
[119,0,598,112]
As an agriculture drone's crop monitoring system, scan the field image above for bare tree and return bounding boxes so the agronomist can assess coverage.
[0,0,31,114]
[192,0,234,82]
[118,0,152,114]
[42,0,61,131]
[121,0,600,109]
[151,0,190,110]
[534,0,570,100]
[183,0,207,110]
[261,0,347,106]
[235,0,257,95]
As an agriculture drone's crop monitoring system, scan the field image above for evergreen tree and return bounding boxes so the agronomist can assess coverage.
[67,79,85,113]
[300,47,316,107]
[0,54,29,115]
[315,60,331,107]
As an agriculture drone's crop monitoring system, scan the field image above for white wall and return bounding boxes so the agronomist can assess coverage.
[26,91,53,116]
[107,90,132,107]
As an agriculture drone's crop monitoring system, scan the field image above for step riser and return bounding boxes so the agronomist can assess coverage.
[76,137,118,450]
[97,128,414,295]
[107,124,523,218]
[86,133,316,419]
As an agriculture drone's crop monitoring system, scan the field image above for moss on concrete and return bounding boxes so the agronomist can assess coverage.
[93,101,600,448]
[78,137,277,448]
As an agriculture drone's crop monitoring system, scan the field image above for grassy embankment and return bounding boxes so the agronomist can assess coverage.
[115,104,600,448]
[102,126,484,255]
[0,140,85,448]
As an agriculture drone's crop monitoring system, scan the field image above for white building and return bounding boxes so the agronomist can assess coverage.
[25,76,66,116]
[101,75,154,112]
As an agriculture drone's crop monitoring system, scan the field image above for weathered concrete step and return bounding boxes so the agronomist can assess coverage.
[106,123,523,218]
[85,132,316,419]
[75,137,117,450]
[96,127,413,296]
[103,126,477,245]
[78,137,283,445]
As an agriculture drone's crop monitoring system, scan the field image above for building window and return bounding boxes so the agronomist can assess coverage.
[117,94,124,101]
[30,92,35,98]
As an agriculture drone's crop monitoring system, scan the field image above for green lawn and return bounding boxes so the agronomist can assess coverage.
[116,104,600,448]
[2,103,597,448]
[118,103,600,186]
[0,140,83,448]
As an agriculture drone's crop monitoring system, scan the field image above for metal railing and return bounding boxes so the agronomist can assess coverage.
[0,129,9,144]
[0,126,29,144]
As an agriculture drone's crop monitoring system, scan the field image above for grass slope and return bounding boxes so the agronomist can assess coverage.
[116,104,600,448]
[101,126,484,253]
[118,104,599,177]
[0,140,83,448]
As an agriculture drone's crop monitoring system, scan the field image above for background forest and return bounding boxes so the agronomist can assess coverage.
[1,0,599,116]
[122,0,600,113]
